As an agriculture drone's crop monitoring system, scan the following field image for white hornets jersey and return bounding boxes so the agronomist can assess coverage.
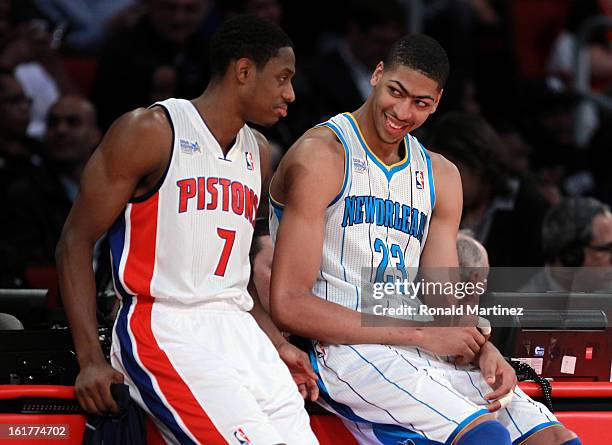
[108,98,261,309]
[270,112,434,311]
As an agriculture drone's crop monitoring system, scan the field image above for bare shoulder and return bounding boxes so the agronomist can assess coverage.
[272,126,345,205]
[428,150,460,180]
[106,107,171,148]
[426,149,462,217]
[283,126,344,167]
[99,106,172,177]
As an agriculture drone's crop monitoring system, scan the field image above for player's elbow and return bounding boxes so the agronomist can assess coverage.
[269,285,299,331]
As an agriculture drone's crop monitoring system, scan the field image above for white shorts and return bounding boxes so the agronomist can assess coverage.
[111,295,318,445]
[311,341,559,445]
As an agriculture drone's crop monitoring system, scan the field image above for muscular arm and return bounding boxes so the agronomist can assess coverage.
[247,129,287,346]
[420,152,463,268]
[56,108,170,413]
[270,129,424,345]
[271,135,484,360]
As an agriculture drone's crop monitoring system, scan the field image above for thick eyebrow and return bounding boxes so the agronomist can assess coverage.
[389,79,435,101]
[280,67,295,76]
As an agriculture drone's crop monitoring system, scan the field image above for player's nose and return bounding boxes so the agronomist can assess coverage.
[282,82,295,103]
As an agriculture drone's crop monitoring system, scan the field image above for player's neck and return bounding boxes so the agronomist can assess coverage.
[352,105,403,164]
[193,89,245,153]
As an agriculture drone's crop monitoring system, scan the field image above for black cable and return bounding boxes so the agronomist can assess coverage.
[508,359,554,412]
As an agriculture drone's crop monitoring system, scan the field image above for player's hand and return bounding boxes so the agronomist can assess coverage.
[478,342,517,412]
[74,360,124,415]
[277,342,319,401]
[416,327,486,365]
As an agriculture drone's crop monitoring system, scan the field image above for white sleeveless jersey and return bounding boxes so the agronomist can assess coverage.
[270,112,434,311]
[108,98,261,309]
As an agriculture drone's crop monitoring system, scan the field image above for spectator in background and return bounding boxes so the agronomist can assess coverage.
[1,94,100,278]
[428,112,550,267]
[0,69,40,286]
[547,0,612,147]
[457,229,490,295]
[522,197,612,292]
[285,0,406,140]
[547,0,612,91]
[243,0,281,24]
[31,0,141,54]
[91,0,213,130]
[0,0,75,139]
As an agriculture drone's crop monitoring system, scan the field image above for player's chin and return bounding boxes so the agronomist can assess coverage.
[254,115,281,127]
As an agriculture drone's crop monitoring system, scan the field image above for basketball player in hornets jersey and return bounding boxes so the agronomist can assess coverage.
[269,35,580,445]
[57,16,319,445]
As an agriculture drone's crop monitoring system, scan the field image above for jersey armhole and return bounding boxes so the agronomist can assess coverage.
[318,122,350,207]
[418,141,436,211]
[130,104,175,203]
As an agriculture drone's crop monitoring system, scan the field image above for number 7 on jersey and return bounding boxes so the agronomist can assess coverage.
[215,228,236,276]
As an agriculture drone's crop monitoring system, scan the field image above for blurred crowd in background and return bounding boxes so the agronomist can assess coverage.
[1,0,612,296]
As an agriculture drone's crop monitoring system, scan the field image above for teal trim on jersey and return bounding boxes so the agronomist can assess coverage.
[445,409,491,445]
[318,121,351,207]
[511,421,560,445]
[270,198,284,221]
[343,113,411,182]
[308,346,441,444]
[419,142,436,210]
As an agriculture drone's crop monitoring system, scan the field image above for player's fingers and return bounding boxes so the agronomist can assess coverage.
[306,379,319,401]
[297,383,307,399]
[77,394,100,415]
[112,370,125,384]
[297,356,318,381]
[97,381,120,413]
[486,400,502,413]
[455,347,474,365]
[465,337,480,356]
[471,328,486,347]
[480,358,496,386]
[84,388,107,415]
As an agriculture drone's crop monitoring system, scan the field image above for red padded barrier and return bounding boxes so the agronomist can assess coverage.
[0,385,76,400]
[519,381,612,398]
[1,385,610,444]
[557,412,612,444]
[310,415,358,444]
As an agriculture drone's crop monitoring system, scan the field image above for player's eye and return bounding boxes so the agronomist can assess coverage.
[389,87,401,97]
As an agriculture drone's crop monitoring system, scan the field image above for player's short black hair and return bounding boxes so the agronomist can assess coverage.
[385,34,449,89]
[209,14,293,78]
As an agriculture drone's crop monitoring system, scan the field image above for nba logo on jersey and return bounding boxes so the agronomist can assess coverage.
[415,171,425,190]
[233,428,252,444]
[399,440,415,445]
[179,138,201,155]
[245,151,254,170]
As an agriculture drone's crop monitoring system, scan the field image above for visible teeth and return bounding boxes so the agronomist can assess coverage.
[386,116,402,130]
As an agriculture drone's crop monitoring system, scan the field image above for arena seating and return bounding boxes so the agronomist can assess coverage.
[0,383,611,444]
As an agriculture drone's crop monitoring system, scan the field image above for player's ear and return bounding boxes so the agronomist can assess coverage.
[370,62,384,87]
[235,58,255,84]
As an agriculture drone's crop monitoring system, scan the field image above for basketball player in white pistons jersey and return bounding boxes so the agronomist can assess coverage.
[57,16,319,445]
[269,34,580,445]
